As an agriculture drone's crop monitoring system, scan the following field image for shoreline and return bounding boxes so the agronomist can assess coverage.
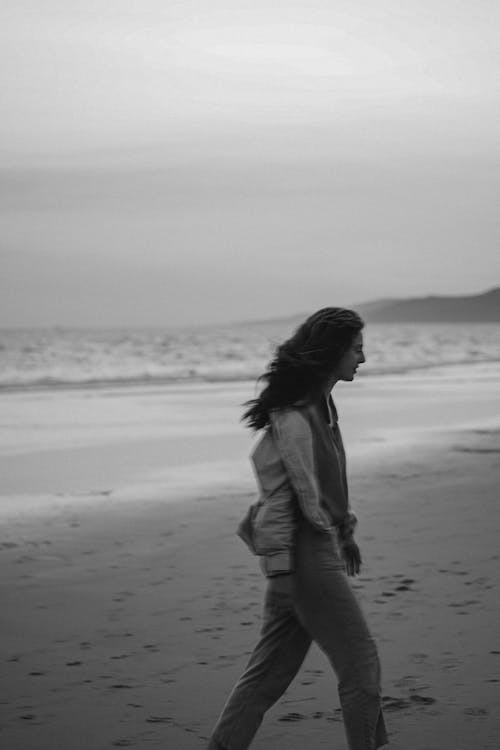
[0,356,499,396]
[2,364,500,509]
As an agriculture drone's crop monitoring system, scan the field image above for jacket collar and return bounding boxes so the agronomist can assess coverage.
[291,393,338,426]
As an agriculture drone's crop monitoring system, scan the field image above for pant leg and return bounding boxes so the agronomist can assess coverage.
[208,580,311,750]
[294,525,388,750]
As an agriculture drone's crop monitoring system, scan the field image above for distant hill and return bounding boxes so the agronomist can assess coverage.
[233,287,500,329]
[355,287,500,323]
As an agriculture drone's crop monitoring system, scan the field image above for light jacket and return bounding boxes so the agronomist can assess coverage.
[238,395,357,576]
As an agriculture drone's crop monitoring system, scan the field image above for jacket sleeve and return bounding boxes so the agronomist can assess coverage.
[337,510,358,543]
[271,408,333,533]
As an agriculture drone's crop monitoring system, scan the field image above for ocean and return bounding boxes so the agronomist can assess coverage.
[1,321,499,392]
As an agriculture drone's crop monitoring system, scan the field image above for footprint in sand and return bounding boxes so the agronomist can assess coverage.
[112,590,136,603]
[464,576,489,587]
[195,626,225,634]
[109,684,133,690]
[326,708,343,722]
[382,696,411,711]
[382,693,436,710]
[409,653,428,664]
[463,707,488,716]
[394,676,421,689]
[279,712,306,722]
[143,644,160,653]
[14,555,36,564]
[409,695,436,705]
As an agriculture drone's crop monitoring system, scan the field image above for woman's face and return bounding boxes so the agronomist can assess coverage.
[335,331,366,381]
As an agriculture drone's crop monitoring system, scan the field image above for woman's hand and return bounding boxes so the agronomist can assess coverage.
[341,540,362,576]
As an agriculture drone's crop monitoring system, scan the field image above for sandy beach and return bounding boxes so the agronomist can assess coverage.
[1,370,500,750]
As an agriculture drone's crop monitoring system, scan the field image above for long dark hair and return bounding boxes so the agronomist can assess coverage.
[242,307,364,431]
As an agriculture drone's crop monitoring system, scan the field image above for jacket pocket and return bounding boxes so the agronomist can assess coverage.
[237,493,297,558]
[251,493,296,555]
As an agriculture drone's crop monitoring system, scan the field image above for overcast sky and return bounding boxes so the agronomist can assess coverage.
[1,0,499,326]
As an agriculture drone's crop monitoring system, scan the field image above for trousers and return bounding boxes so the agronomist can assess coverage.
[208,522,388,750]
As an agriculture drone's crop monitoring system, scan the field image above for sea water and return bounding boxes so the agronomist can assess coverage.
[1,321,499,391]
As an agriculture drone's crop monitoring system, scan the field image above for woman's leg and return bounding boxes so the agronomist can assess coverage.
[208,579,311,750]
[294,558,388,750]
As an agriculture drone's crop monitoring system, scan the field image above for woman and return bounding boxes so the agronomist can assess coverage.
[207,308,388,750]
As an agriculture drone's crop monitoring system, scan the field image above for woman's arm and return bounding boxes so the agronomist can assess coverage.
[271,408,333,533]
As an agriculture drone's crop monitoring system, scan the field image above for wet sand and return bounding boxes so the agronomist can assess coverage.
[1,376,500,749]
